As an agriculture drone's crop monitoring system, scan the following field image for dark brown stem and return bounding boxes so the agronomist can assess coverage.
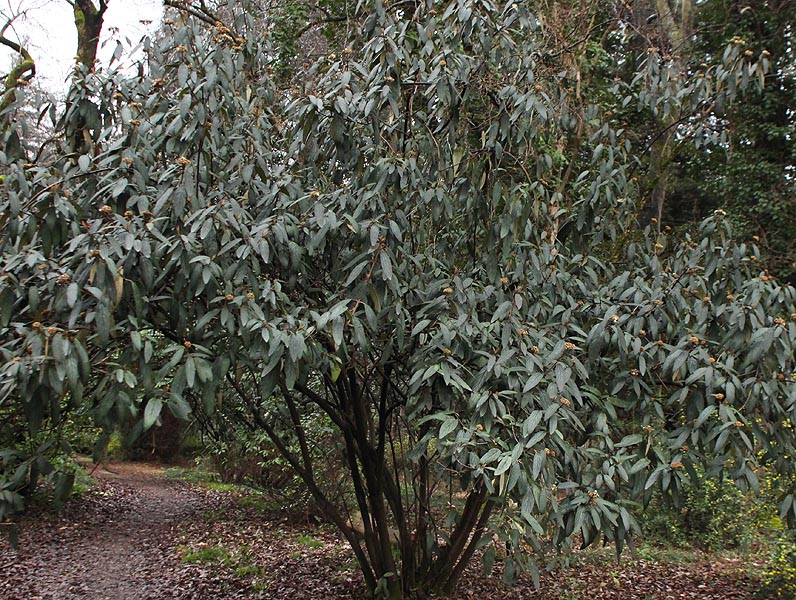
[225,372,377,589]
[435,482,488,587]
[442,496,495,594]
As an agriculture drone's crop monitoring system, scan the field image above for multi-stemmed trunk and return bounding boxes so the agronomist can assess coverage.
[230,364,494,599]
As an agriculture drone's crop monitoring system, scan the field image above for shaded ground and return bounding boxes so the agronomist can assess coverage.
[0,463,764,599]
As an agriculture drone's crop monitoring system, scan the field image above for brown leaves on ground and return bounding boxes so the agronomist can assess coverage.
[0,463,763,599]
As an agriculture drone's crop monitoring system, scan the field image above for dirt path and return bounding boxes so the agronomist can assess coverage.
[0,463,225,600]
[0,462,362,600]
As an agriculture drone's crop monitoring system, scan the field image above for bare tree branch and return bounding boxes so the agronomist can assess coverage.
[163,0,219,27]
[0,13,36,119]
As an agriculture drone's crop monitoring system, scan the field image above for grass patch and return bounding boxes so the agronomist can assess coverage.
[297,534,324,548]
[163,466,222,485]
[177,543,271,590]
[163,466,281,511]
[238,493,281,512]
[204,481,239,493]
[201,507,229,521]
[179,544,232,564]
[633,543,712,565]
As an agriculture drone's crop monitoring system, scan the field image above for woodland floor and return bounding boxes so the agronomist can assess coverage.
[0,462,767,599]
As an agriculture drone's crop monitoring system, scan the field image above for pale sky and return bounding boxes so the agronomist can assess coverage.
[1,0,164,93]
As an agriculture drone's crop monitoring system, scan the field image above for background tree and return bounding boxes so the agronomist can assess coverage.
[1,1,795,598]
[671,0,796,280]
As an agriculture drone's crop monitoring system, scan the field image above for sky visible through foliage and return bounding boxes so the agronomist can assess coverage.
[0,0,162,92]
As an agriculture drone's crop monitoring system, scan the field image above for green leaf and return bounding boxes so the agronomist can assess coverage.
[439,416,458,439]
[494,455,513,477]
[185,357,196,388]
[411,319,432,336]
[66,283,79,308]
[111,178,128,198]
[615,434,643,448]
[143,398,162,431]
[289,334,306,362]
[380,252,393,281]
[168,394,191,420]
[694,405,716,428]
[194,358,213,383]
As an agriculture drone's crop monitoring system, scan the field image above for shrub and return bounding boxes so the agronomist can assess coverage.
[641,468,782,552]
[760,530,796,599]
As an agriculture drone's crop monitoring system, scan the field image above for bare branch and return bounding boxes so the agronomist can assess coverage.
[0,13,36,119]
[163,0,219,27]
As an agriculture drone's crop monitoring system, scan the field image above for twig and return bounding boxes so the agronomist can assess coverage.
[164,0,219,27]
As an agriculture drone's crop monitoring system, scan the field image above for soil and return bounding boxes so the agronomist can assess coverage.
[0,462,764,599]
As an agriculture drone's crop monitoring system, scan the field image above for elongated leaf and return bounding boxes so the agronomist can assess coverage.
[143,398,163,431]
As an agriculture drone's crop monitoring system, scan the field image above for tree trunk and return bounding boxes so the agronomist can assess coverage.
[66,1,108,155]
[73,0,108,70]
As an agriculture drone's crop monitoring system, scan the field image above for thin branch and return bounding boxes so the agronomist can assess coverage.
[164,0,219,27]
[293,16,347,42]
[549,18,619,58]
[294,380,346,429]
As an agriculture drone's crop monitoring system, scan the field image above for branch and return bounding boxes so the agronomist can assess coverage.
[0,17,36,119]
[548,18,619,58]
[294,380,346,429]
[293,16,347,42]
[164,0,219,28]
[443,496,495,593]
[280,384,314,480]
